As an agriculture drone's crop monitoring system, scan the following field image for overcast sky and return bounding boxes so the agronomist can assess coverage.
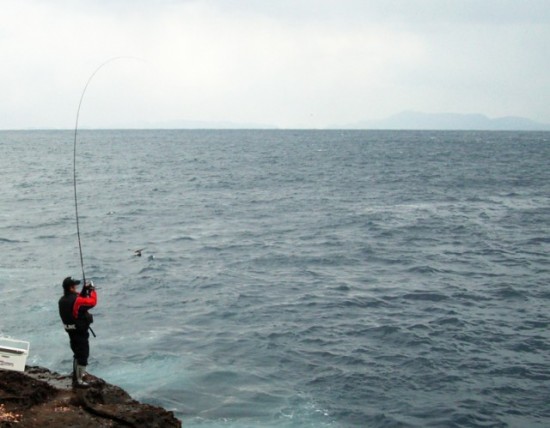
[1,0,549,129]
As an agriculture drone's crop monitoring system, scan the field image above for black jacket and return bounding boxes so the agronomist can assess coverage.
[58,290,97,332]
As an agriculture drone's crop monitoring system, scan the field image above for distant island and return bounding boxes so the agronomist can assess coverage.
[6,111,550,131]
[143,111,550,131]
[336,111,550,131]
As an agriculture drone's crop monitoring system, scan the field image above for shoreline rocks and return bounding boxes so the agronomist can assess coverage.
[0,366,181,427]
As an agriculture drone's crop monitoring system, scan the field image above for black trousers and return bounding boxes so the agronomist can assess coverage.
[67,329,90,366]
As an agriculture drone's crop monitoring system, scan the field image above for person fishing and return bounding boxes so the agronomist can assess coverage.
[58,276,97,387]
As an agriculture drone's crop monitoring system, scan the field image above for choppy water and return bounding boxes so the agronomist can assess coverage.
[1,129,549,427]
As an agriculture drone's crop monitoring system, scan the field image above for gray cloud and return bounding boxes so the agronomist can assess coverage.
[0,0,549,129]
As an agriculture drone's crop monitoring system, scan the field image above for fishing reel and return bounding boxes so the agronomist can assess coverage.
[84,280,95,291]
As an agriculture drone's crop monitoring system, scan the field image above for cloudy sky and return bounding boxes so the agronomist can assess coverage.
[1,0,549,129]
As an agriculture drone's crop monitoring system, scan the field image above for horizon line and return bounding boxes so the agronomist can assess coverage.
[1,126,550,132]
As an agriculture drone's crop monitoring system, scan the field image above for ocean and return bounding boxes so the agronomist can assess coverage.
[1,129,549,427]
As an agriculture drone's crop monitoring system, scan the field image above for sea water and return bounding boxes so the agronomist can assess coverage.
[0,129,549,427]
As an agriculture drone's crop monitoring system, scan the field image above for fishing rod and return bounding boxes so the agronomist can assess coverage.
[73,57,139,285]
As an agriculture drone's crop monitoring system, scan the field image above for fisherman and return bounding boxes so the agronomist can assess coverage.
[58,276,97,387]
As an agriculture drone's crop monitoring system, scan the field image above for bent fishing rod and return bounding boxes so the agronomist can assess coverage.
[73,57,139,286]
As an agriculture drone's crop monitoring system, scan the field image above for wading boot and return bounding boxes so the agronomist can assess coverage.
[74,361,90,388]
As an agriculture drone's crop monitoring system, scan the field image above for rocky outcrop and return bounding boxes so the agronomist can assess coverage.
[0,366,181,427]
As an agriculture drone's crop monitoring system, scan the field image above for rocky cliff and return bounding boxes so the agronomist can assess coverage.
[0,366,181,427]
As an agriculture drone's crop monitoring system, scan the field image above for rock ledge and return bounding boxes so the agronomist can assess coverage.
[0,366,181,427]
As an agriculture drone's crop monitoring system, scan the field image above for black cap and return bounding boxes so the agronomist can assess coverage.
[62,276,81,290]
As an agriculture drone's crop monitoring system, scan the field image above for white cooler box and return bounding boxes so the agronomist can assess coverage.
[0,337,30,372]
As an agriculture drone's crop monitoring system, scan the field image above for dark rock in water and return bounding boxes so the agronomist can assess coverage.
[0,366,181,427]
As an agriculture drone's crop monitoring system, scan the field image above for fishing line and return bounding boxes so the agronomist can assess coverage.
[73,56,144,283]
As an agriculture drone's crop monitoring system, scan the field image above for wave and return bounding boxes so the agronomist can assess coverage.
[0,237,24,243]
[402,291,449,302]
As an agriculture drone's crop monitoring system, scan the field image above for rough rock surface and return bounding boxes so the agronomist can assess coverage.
[0,366,181,427]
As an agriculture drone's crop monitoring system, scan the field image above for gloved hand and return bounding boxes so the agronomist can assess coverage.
[81,280,95,296]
